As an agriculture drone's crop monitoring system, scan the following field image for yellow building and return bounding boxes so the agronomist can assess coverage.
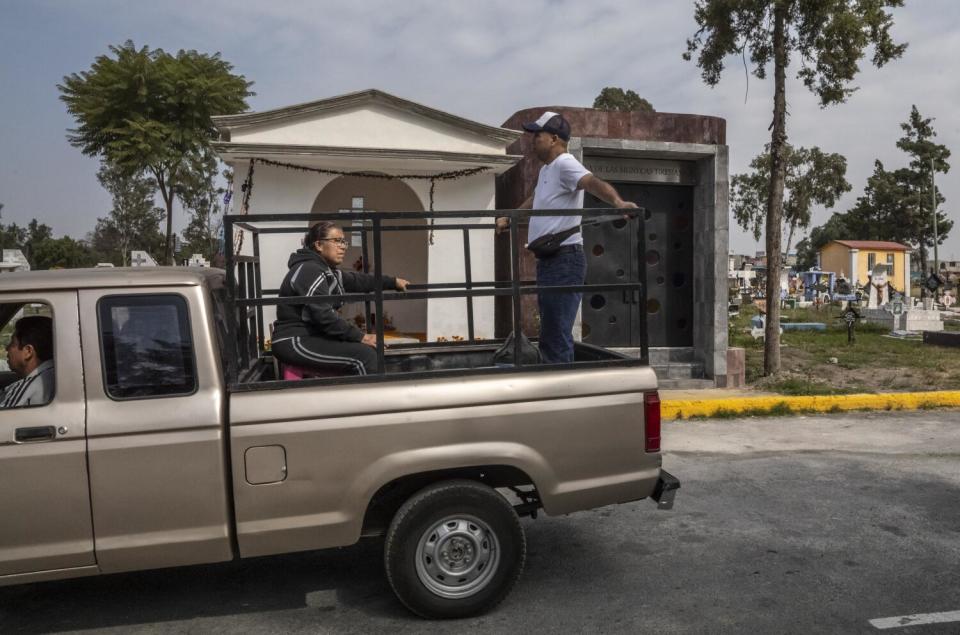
[819,240,911,294]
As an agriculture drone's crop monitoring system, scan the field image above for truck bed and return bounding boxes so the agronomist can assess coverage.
[232,340,639,389]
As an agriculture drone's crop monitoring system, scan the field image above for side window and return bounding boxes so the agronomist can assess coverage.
[0,302,55,409]
[98,294,197,399]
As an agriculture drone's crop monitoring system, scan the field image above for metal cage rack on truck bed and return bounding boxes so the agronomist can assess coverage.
[223,208,648,390]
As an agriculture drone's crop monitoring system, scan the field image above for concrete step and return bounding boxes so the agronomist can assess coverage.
[649,347,695,364]
[652,362,705,380]
[657,378,717,390]
[609,346,696,364]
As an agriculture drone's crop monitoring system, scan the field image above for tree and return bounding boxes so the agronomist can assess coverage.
[23,220,54,268]
[684,1,906,375]
[592,87,655,112]
[795,212,849,271]
[180,160,228,263]
[0,221,28,257]
[30,236,97,270]
[895,105,952,274]
[59,41,253,264]
[797,107,952,279]
[92,162,165,266]
[0,217,94,269]
[732,144,851,257]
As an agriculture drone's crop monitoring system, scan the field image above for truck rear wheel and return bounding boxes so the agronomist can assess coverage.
[384,479,526,619]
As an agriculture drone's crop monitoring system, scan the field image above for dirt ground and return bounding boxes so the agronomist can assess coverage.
[732,305,960,395]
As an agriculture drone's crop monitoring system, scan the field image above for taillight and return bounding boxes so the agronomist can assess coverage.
[644,391,661,453]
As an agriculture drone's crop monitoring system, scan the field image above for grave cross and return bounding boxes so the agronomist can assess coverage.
[841,303,861,343]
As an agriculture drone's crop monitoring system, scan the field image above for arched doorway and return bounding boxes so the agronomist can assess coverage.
[312,176,428,340]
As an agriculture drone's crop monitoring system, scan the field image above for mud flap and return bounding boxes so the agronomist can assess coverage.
[652,470,680,510]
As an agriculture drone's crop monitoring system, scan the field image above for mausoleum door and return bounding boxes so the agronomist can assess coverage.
[583,184,694,348]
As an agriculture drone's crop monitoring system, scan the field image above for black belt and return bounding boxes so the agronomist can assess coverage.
[538,244,583,259]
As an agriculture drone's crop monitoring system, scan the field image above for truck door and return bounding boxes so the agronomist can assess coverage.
[0,292,95,577]
[77,288,233,573]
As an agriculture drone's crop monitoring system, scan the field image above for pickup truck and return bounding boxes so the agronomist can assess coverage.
[0,266,677,619]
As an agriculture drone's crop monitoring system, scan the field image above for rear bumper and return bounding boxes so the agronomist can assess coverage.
[651,470,680,510]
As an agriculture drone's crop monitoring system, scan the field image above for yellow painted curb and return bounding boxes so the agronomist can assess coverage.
[662,391,960,420]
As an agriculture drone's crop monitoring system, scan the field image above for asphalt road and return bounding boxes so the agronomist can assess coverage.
[2,410,959,634]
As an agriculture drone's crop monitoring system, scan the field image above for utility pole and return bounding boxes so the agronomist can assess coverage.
[931,158,939,279]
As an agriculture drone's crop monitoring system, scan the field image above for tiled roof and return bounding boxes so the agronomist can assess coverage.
[829,240,910,251]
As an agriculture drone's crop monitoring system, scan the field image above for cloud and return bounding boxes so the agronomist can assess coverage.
[1,0,958,258]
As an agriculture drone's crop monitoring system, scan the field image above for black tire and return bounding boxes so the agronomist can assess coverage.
[384,479,526,619]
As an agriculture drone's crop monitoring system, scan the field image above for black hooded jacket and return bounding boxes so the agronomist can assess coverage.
[273,248,398,342]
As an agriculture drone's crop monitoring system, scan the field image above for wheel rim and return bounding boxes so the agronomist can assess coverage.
[414,514,500,599]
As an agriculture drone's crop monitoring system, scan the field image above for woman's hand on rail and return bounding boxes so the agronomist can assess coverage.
[495,217,510,234]
[361,334,378,348]
[395,278,410,292]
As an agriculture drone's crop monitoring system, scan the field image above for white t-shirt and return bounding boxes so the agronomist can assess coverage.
[529,153,591,246]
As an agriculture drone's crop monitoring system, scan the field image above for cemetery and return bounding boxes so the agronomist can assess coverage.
[729,297,960,395]
[726,233,960,395]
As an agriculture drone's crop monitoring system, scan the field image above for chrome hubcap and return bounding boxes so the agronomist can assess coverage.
[415,515,500,599]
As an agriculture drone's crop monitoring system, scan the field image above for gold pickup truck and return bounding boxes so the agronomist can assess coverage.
[0,266,677,618]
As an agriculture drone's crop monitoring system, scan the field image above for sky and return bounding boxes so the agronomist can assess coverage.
[1,0,958,260]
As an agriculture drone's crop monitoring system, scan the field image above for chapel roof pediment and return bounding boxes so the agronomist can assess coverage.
[212,89,521,154]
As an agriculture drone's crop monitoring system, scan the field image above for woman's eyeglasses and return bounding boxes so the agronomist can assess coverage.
[320,238,349,247]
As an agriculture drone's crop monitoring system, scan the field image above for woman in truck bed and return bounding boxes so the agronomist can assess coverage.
[271,221,409,376]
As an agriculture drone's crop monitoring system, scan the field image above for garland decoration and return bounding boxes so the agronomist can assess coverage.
[233,158,256,255]
[238,157,490,245]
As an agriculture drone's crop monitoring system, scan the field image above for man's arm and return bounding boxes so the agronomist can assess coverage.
[496,195,533,234]
[578,174,638,210]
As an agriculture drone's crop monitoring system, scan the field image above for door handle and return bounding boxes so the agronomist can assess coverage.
[14,426,56,443]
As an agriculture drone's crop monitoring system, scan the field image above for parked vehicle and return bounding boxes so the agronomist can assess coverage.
[0,210,677,618]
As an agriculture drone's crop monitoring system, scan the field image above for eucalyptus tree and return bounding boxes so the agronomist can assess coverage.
[684,0,906,374]
[733,144,851,257]
[92,162,165,266]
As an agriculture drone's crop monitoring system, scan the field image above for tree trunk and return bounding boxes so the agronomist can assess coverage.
[918,243,928,298]
[156,169,175,266]
[164,194,174,265]
[764,4,789,376]
[784,221,796,261]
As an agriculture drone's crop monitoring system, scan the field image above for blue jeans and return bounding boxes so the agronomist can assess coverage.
[536,248,586,363]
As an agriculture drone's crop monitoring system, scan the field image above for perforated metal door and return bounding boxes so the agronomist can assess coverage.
[581,212,636,346]
[583,184,694,347]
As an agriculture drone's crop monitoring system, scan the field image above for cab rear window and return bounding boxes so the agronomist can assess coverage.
[98,294,197,399]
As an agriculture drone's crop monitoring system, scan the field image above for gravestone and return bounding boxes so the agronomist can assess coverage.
[866,266,889,308]
[0,249,30,272]
[130,251,158,267]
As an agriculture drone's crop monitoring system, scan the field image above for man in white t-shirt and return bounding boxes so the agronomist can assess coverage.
[496,111,637,363]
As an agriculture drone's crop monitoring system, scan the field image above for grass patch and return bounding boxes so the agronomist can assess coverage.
[765,378,866,396]
[729,301,960,393]
[677,400,956,420]
[686,401,795,420]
